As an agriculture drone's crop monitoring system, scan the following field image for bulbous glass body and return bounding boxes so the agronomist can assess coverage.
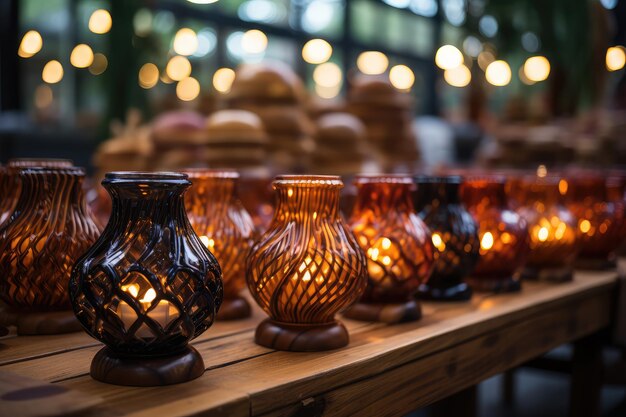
[415,176,478,301]
[461,177,528,292]
[0,167,101,310]
[513,176,578,280]
[349,175,433,304]
[185,169,255,319]
[69,172,223,356]
[565,174,623,267]
[247,175,367,325]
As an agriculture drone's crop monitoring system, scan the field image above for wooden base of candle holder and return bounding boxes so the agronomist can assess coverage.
[255,319,349,352]
[465,275,521,293]
[574,256,617,271]
[3,310,82,335]
[90,346,205,386]
[216,297,251,321]
[417,281,473,302]
[522,265,573,282]
[342,300,421,323]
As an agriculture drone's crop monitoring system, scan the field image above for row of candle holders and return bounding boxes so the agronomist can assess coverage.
[0,159,624,387]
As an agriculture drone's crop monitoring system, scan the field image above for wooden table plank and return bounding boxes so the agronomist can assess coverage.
[0,270,617,417]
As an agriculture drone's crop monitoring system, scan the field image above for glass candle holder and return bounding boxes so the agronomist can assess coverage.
[346,175,433,323]
[246,175,367,351]
[565,173,624,269]
[69,172,223,386]
[415,176,479,301]
[238,176,274,233]
[184,169,255,320]
[514,176,578,281]
[461,176,528,292]
[0,167,100,335]
[0,159,73,226]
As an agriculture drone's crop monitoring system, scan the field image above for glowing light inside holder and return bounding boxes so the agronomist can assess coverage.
[241,29,268,54]
[18,30,42,58]
[523,56,550,82]
[432,233,446,251]
[173,28,198,56]
[485,60,512,86]
[166,56,192,81]
[389,65,415,90]
[435,45,463,70]
[70,44,94,68]
[579,219,591,234]
[42,60,64,84]
[138,63,159,89]
[480,231,494,251]
[444,64,471,87]
[357,51,389,75]
[89,9,112,34]
[313,62,342,88]
[302,39,332,64]
[606,46,626,72]
[213,67,236,93]
[176,76,201,101]
[118,284,178,338]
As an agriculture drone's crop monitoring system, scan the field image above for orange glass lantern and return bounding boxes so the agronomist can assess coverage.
[246,175,367,351]
[513,176,578,281]
[0,167,101,334]
[461,176,528,292]
[415,176,479,301]
[185,169,255,320]
[565,173,624,269]
[346,175,434,323]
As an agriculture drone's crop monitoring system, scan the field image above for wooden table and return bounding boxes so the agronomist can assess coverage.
[0,270,617,417]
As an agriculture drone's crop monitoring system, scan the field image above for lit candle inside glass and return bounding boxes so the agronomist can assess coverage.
[118,284,178,338]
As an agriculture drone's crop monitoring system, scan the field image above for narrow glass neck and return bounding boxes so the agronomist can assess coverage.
[462,181,507,209]
[273,176,343,220]
[16,168,87,213]
[353,182,415,214]
[415,181,461,206]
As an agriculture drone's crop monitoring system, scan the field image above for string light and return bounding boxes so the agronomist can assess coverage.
[435,45,463,70]
[444,64,471,87]
[241,29,268,54]
[166,56,192,81]
[18,30,42,58]
[356,51,389,75]
[315,84,341,99]
[88,53,108,75]
[485,60,511,86]
[138,63,159,89]
[313,62,342,88]
[606,46,626,71]
[89,9,112,34]
[523,56,550,82]
[389,65,415,90]
[212,68,236,93]
[173,28,198,56]
[176,77,201,101]
[42,60,64,84]
[70,44,94,68]
[302,39,333,64]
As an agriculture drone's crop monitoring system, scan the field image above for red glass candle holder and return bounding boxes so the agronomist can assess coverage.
[514,176,578,281]
[246,175,367,351]
[461,176,528,292]
[565,173,624,269]
[415,176,479,301]
[0,167,100,335]
[185,169,255,320]
[70,172,223,386]
[346,175,434,323]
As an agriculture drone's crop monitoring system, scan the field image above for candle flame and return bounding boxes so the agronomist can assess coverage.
[123,284,139,298]
[480,232,494,250]
[381,237,391,250]
[537,227,549,242]
[579,219,591,234]
[141,288,157,303]
[431,233,446,251]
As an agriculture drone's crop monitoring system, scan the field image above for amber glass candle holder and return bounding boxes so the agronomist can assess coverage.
[513,176,578,281]
[346,175,433,323]
[238,176,274,233]
[0,159,73,226]
[461,176,528,292]
[246,175,367,351]
[565,173,624,269]
[69,172,223,386]
[415,176,479,301]
[0,167,100,335]
[185,169,255,320]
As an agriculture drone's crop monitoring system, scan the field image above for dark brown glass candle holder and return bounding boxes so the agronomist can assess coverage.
[461,176,529,293]
[514,176,578,281]
[185,169,255,320]
[69,172,223,386]
[0,167,100,335]
[565,173,624,269]
[246,175,367,351]
[415,176,478,301]
[346,175,433,323]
